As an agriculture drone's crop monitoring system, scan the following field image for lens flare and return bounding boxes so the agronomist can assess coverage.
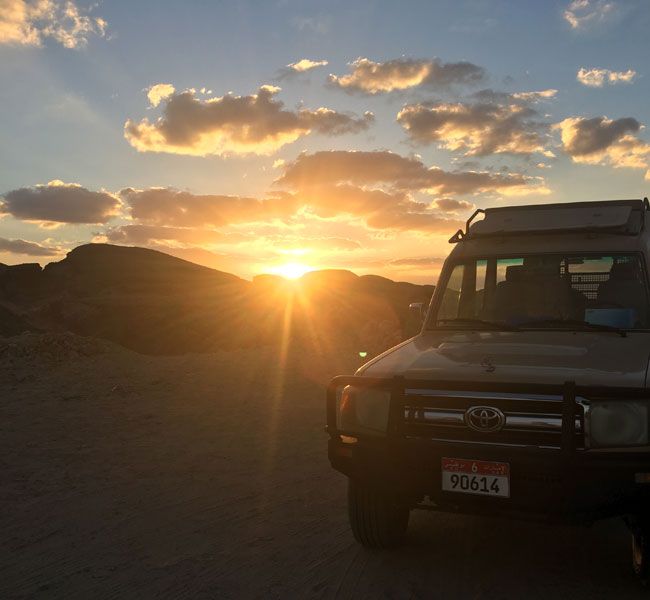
[270,262,313,280]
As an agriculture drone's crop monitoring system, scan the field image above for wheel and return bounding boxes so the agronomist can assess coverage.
[632,528,650,583]
[347,479,409,548]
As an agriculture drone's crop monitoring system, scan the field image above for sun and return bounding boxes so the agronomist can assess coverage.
[270,262,314,280]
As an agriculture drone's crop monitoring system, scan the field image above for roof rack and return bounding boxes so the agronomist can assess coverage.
[449,198,649,243]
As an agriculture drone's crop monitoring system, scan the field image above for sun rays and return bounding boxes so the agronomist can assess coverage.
[268,261,314,280]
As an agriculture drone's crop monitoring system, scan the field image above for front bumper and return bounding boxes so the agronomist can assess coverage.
[326,376,650,523]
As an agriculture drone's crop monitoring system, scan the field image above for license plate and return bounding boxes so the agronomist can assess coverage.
[441,457,510,498]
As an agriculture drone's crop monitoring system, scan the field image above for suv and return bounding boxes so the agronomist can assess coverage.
[326,199,650,581]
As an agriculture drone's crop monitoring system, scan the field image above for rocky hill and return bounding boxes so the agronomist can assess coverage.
[0,244,434,355]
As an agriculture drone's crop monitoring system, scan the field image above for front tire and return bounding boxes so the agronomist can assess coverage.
[347,479,409,548]
[632,527,650,583]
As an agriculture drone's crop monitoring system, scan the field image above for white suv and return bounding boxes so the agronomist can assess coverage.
[327,198,650,582]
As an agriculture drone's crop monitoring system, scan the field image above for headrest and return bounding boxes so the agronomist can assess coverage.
[526,266,560,279]
[610,260,638,279]
[505,265,526,283]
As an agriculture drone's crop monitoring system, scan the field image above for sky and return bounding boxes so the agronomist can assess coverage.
[1,0,650,284]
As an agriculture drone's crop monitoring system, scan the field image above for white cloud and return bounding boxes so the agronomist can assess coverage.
[286,58,328,73]
[125,85,373,157]
[564,0,616,30]
[328,57,485,94]
[577,67,636,87]
[397,89,557,157]
[0,0,107,48]
[291,15,331,35]
[146,83,176,108]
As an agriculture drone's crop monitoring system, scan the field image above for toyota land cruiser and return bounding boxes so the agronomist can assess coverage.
[326,198,650,581]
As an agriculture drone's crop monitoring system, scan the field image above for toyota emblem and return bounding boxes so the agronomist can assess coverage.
[465,406,506,433]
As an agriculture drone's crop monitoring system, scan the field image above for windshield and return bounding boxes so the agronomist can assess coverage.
[430,253,649,330]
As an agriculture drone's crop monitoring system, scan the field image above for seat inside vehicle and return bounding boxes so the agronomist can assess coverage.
[490,263,585,324]
[596,260,647,327]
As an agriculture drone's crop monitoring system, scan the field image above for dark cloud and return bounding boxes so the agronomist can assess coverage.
[434,198,475,212]
[556,116,641,156]
[124,85,373,156]
[555,116,650,176]
[119,187,300,227]
[1,181,119,224]
[103,224,251,245]
[0,237,62,257]
[397,89,557,157]
[328,57,485,94]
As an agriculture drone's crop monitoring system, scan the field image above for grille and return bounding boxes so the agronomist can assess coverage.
[403,389,584,450]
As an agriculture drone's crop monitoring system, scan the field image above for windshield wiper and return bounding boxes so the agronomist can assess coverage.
[434,318,519,331]
[516,318,627,337]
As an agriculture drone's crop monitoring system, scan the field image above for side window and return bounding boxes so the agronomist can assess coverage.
[474,259,487,315]
[437,264,464,321]
[437,261,488,321]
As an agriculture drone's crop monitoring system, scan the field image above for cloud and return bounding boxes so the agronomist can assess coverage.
[389,256,445,267]
[397,89,557,157]
[556,115,641,155]
[268,235,362,251]
[124,85,373,156]
[1,180,120,225]
[274,150,549,233]
[576,67,636,87]
[434,198,475,213]
[119,187,301,227]
[327,57,485,94]
[147,83,175,107]
[0,0,107,48]
[287,58,328,72]
[103,224,250,246]
[556,115,650,177]
[291,184,465,233]
[276,58,329,80]
[0,236,61,256]
[276,150,540,195]
[118,181,463,235]
[102,222,364,259]
[563,0,616,30]
[291,15,331,35]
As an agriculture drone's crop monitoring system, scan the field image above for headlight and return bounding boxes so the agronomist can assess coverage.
[588,400,648,448]
[338,385,391,436]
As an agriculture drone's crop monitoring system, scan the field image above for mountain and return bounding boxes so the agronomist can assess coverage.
[0,244,434,356]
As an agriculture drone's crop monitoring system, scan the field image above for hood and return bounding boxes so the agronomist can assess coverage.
[359,330,650,387]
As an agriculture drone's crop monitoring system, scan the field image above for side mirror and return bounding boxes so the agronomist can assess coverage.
[409,302,425,322]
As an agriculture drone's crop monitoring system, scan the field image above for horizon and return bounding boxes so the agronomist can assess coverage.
[1,240,440,285]
[1,0,650,285]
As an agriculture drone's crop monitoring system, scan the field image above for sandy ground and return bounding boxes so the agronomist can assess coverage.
[1,333,648,599]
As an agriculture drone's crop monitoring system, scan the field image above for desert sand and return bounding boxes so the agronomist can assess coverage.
[1,333,647,599]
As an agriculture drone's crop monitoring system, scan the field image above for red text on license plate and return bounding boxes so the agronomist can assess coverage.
[441,457,510,498]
